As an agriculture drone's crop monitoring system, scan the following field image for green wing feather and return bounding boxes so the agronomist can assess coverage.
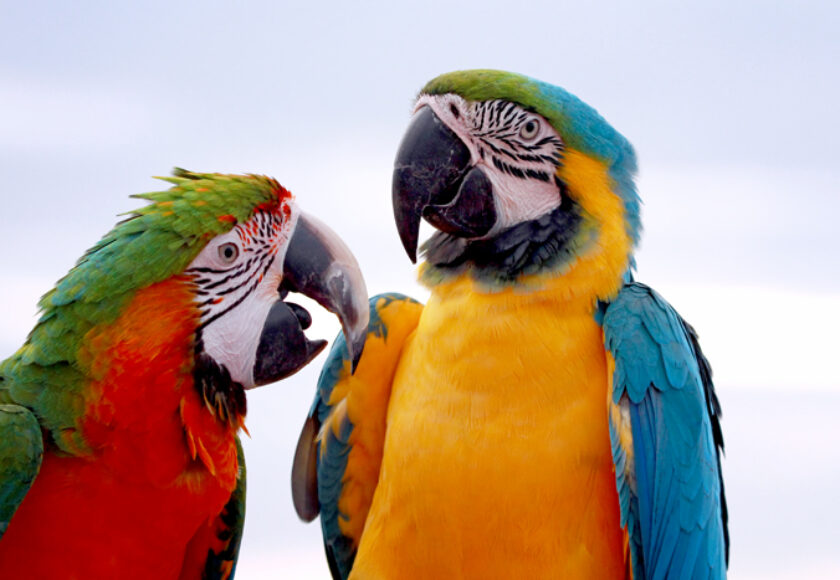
[0,404,44,539]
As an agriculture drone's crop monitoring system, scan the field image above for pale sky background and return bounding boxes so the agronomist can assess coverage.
[1,1,838,578]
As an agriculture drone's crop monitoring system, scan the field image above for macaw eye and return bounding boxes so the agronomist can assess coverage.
[218,242,239,264]
[519,119,540,140]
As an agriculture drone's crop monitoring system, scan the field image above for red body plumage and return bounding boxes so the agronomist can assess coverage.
[0,278,240,578]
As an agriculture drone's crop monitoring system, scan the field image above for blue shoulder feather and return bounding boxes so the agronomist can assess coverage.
[603,283,728,579]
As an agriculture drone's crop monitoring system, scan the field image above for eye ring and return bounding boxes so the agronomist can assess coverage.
[217,242,239,264]
[519,119,540,140]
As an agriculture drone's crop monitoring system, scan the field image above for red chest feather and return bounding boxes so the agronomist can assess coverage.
[0,279,241,577]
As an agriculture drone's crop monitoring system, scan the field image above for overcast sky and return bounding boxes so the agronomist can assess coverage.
[1,1,838,578]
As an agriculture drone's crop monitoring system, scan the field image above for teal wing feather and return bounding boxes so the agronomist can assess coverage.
[0,404,44,539]
[292,293,421,580]
[603,283,728,579]
[292,309,359,580]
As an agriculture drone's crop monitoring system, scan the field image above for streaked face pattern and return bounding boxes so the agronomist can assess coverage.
[185,199,298,388]
[415,93,566,232]
[187,206,295,329]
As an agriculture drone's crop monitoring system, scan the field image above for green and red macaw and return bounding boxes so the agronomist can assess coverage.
[0,169,368,578]
[293,71,729,579]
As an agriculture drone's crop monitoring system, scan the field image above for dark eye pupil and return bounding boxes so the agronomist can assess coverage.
[218,243,238,262]
[526,121,536,133]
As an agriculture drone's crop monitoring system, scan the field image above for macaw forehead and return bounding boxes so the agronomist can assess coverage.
[421,69,641,244]
[135,168,294,239]
[421,70,637,177]
[42,169,295,312]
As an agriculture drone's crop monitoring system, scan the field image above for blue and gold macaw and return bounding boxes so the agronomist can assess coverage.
[292,70,728,579]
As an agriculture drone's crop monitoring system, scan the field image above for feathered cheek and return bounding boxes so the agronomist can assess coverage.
[489,171,563,234]
[197,292,276,389]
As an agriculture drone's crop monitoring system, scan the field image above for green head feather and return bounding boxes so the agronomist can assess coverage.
[0,169,292,454]
[47,168,290,312]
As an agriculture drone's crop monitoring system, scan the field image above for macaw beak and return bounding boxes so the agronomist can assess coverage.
[252,212,369,386]
[392,106,497,262]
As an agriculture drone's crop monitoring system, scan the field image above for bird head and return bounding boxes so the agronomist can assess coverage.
[393,70,640,292]
[2,169,368,453]
[33,169,367,388]
[146,169,369,388]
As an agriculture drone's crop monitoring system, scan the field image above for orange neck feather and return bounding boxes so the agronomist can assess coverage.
[77,276,240,490]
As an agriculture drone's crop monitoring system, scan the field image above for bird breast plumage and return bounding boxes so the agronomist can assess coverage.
[350,277,629,578]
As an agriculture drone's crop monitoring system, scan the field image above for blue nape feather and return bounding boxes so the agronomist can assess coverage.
[533,78,642,245]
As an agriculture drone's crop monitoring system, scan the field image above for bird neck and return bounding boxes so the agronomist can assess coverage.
[76,276,241,487]
[420,150,635,306]
[1,276,243,479]
[419,196,596,286]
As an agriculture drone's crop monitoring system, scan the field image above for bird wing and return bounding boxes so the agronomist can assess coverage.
[603,282,728,579]
[292,293,423,580]
[178,436,246,580]
[0,404,44,539]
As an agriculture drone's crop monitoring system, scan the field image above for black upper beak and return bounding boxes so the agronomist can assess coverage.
[252,212,369,386]
[392,106,497,262]
[283,212,369,370]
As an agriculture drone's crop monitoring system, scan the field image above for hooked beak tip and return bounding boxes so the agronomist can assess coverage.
[392,105,476,260]
[283,211,370,370]
[403,243,418,264]
[348,331,366,373]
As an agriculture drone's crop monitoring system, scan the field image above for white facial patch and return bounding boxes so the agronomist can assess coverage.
[186,200,299,389]
[416,94,566,234]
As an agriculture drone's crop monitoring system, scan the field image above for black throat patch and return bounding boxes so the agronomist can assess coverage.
[193,331,247,425]
[420,195,593,286]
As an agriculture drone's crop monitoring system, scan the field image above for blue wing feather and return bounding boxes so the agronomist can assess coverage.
[306,319,357,580]
[292,293,421,580]
[604,282,727,579]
